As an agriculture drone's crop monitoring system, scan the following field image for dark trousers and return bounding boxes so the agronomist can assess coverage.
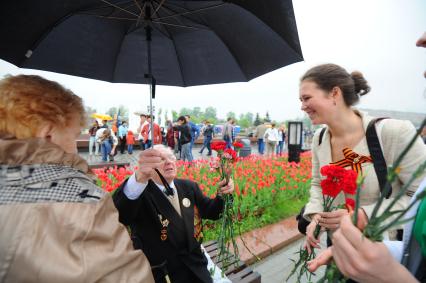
[119,136,127,153]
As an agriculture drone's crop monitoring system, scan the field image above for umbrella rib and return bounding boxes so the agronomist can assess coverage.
[89,14,137,21]
[154,3,226,21]
[100,0,139,17]
[152,0,188,29]
[152,0,166,18]
[153,21,209,31]
[132,0,143,14]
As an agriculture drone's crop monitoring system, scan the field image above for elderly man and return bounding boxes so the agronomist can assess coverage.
[113,145,234,283]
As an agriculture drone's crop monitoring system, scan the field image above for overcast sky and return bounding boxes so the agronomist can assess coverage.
[1,0,425,124]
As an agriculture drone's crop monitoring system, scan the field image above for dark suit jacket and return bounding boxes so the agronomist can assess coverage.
[113,178,224,283]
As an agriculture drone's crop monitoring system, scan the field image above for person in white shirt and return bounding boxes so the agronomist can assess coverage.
[264,123,279,156]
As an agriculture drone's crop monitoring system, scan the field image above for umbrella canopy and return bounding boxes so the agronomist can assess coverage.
[91,113,113,121]
[0,0,303,87]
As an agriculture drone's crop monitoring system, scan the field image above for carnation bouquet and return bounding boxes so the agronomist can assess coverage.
[288,165,358,282]
[209,140,240,274]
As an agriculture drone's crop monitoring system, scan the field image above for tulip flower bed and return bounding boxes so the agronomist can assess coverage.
[92,152,312,241]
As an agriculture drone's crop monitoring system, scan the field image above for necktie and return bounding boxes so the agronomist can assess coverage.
[154,169,174,196]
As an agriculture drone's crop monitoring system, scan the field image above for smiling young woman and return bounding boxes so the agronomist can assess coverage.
[298,64,426,252]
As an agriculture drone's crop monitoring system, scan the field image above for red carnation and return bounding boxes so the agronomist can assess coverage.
[211,140,227,152]
[345,198,355,210]
[233,141,244,149]
[342,169,358,195]
[223,148,237,160]
[320,165,358,198]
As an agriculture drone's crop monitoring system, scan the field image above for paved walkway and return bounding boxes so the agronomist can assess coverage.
[252,235,327,283]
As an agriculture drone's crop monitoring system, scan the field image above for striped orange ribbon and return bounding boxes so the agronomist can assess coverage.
[331,147,372,174]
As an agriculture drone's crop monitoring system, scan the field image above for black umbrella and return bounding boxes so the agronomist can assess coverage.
[0,0,303,142]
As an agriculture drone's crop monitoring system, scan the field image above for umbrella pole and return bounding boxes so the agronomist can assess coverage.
[145,4,155,148]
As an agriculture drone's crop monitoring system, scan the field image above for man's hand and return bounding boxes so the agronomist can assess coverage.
[135,149,165,183]
[218,178,234,195]
[331,215,416,283]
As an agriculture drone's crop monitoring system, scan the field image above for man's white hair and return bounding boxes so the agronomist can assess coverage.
[153,144,176,160]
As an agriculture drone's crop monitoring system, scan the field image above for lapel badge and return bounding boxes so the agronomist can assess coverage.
[182,198,191,208]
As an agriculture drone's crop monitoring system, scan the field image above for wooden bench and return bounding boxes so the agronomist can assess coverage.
[204,241,261,283]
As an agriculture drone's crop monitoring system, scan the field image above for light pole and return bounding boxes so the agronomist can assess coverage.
[287,121,303,163]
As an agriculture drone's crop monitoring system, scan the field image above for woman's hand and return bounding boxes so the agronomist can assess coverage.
[318,209,348,231]
[304,214,322,254]
[319,208,369,231]
[218,178,234,195]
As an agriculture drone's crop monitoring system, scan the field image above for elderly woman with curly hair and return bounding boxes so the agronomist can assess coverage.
[0,75,154,283]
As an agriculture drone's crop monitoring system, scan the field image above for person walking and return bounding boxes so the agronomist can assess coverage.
[118,121,128,154]
[185,115,199,160]
[264,123,279,156]
[223,117,234,149]
[165,120,175,150]
[254,122,268,155]
[173,116,193,162]
[199,120,214,156]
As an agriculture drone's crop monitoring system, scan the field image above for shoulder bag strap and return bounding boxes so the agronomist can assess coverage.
[366,117,392,198]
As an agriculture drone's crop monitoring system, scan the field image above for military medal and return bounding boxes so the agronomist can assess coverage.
[158,214,169,241]
[182,198,191,208]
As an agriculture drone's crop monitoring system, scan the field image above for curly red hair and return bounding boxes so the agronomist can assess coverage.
[0,75,85,138]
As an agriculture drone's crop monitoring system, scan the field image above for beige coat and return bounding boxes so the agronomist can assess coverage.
[0,135,154,283]
[304,111,426,226]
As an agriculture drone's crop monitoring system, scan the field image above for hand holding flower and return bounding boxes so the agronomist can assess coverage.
[304,214,322,254]
[218,178,234,195]
[319,209,349,230]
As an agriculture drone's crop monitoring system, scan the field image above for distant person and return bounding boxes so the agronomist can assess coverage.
[165,120,175,150]
[126,130,135,154]
[185,115,199,160]
[173,116,193,162]
[199,120,214,156]
[223,117,234,149]
[141,115,162,149]
[276,125,286,155]
[99,129,114,162]
[0,74,154,282]
[264,122,279,156]
[254,122,268,155]
[118,120,128,154]
[88,120,99,157]
[137,113,148,150]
